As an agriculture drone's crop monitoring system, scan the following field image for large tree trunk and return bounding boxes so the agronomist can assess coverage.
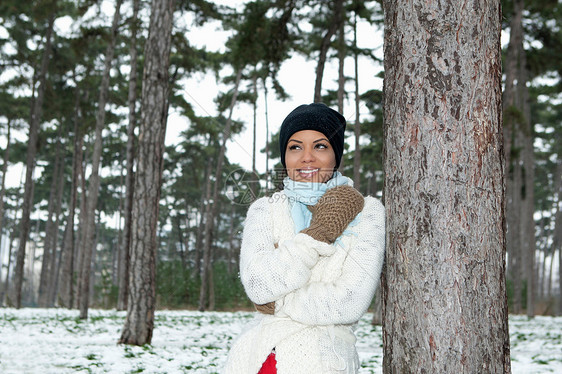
[117,0,140,312]
[198,68,242,312]
[382,1,511,372]
[13,11,56,309]
[118,0,175,346]
[313,0,344,103]
[78,0,123,319]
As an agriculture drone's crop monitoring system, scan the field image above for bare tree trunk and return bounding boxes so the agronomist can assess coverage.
[194,155,212,279]
[38,136,62,307]
[503,0,525,315]
[352,14,361,188]
[382,1,511,372]
[536,209,546,300]
[177,213,187,269]
[60,139,81,309]
[227,203,235,275]
[119,0,175,346]
[518,46,535,319]
[0,121,12,266]
[370,287,382,326]
[14,10,56,309]
[117,0,140,312]
[250,74,259,198]
[313,0,344,103]
[337,19,345,113]
[1,227,17,306]
[252,74,257,174]
[48,152,65,305]
[544,247,552,298]
[26,228,38,305]
[78,0,123,319]
[264,81,270,190]
[74,141,88,308]
[336,19,346,172]
[552,157,562,315]
[559,235,562,316]
[502,0,524,170]
[198,68,242,311]
[1,171,24,305]
[512,150,523,313]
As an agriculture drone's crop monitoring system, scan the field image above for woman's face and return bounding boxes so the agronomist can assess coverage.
[285,130,336,183]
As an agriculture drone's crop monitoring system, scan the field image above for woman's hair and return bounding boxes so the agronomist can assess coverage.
[272,167,287,192]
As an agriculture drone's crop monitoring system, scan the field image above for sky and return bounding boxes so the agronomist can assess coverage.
[0,0,384,183]
[167,0,385,174]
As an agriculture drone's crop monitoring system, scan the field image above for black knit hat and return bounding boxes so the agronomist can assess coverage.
[279,103,346,168]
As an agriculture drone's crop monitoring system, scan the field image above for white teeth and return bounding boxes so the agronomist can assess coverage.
[300,169,318,174]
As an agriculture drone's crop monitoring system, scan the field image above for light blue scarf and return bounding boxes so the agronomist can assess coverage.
[283,171,354,233]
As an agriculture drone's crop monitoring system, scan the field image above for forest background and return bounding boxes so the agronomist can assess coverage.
[0,0,560,319]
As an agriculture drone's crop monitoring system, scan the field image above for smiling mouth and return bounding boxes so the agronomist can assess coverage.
[298,168,319,174]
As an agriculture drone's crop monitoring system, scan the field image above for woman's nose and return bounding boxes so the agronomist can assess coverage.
[301,148,315,162]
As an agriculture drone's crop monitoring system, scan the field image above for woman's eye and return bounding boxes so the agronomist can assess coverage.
[289,145,301,150]
[315,143,329,149]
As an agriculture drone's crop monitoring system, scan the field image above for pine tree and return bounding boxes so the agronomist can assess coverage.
[119,0,175,345]
[13,3,56,308]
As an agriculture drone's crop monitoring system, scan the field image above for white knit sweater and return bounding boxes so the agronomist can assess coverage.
[224,191,385,374]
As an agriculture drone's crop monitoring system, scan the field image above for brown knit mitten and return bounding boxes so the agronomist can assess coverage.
[254,301,275,314]
[301,185,364,244]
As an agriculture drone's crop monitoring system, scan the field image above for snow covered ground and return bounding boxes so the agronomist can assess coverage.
[0,308,560,373]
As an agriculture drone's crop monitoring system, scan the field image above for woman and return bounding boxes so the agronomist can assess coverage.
[225,103,385,374]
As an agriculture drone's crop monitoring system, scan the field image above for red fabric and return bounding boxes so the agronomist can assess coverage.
[257,352,277,374]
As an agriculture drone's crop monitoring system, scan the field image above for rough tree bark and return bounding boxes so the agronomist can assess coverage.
[382,1,511,372]
[13,10,55,308]
[117,0,140,312]
[118,0,175,346]
[78,0,123,319]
